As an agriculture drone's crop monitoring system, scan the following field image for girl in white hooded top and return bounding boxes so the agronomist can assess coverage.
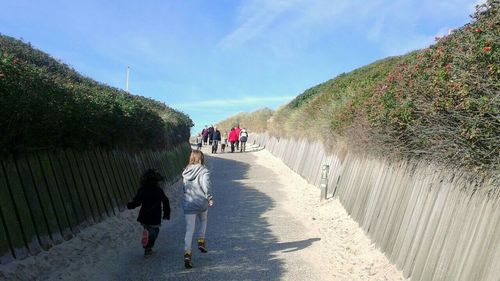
[182,150,213,268]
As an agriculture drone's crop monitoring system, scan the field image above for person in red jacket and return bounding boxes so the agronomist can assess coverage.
[234,125,241,151]
[227,127,238,153]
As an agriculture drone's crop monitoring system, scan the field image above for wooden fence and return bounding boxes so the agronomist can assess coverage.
[251,133,500,281]
[0,143,190,264]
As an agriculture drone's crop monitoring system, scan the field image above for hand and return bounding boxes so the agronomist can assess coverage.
[208,199,214,207]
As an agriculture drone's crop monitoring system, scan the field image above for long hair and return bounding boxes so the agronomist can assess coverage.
[188,150,204,165]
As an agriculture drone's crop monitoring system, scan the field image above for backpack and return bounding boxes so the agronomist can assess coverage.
[240,131,248,142]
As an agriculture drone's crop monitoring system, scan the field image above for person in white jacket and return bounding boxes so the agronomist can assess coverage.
[182,150,214,268]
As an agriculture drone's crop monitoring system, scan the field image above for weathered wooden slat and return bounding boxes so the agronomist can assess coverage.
[112,150,135,200]
[80,151,110,218]
[126,151,141,181]
[56,150,87,228]
[104,150,127,208]
[15,155,52,250]
[119,150,140,197]
[1,156,40,255]
[156,151,169,182]
[27,153,63,245]
[64,150,95,225]
[47,151,80,235]
[37,151,73,240]
[0,163,18,262]
[94,149,119,214]
[71,150,101,222]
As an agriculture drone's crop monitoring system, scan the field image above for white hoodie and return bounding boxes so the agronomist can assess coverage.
[182,164,213,214]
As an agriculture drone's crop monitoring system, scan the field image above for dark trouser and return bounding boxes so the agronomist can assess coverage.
[230,141,235,152]
[143,225,160,249]
[240,141,246,152]
[203,136,208,144]
[212,140,219,153]
[235,140,239,150]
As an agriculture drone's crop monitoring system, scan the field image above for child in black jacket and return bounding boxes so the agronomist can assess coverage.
[127,169,171,256]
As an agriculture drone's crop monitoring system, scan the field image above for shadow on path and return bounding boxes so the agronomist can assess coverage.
[114,151,318,280]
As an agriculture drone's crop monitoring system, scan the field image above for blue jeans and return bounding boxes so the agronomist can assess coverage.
[212,140,219,153]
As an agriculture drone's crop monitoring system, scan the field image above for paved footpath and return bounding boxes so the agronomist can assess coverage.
[0,144,405,281]
[114,146,329,280]
[111,145,405,281]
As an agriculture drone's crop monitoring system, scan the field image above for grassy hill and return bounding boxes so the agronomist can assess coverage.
[215,108,274,134]
[0,35,193,154]
[218,1,499,177]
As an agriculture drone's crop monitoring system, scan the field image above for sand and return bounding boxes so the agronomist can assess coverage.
[0,145,406,281]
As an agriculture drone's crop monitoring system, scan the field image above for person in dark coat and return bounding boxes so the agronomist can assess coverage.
[208,126,215,145]
[127,169,171,256]
[211,127,222,153]
[202,126,209,145]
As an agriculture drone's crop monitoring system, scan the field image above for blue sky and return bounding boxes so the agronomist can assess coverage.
[0,0,483,134]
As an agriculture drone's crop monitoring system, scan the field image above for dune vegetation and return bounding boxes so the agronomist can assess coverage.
[215,108,274,134]
[217,1,499,177]
[0,35,193,154]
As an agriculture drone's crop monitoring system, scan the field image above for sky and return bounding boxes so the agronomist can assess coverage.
[0,0,484,134]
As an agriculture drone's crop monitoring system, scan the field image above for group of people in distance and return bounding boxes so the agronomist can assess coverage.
[127,149,213,269]
[126,126,251,269]
[196,124,249,154]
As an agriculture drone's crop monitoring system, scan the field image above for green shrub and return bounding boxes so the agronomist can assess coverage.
[216,0,499,177]
[366,1,499,173]
[0,35,193,154]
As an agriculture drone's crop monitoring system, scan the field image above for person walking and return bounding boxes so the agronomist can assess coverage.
[196,133,203,150]
[202,126,209,145]
[182,150,214,269]
[127,169,171,257]
[208,125,214,146]
[239,128,248,152]
[234,125,241,151]
[211,127,221,154]
[221,130,228,152]
[227,127,238,153]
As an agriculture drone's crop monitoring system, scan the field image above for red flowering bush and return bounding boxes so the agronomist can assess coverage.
[251,0,499,177]
[365,0,499,173]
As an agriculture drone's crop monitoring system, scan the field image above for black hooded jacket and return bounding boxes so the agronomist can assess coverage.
[127,185,170,225]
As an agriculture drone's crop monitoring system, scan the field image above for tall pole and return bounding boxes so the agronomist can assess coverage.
[126,66,130,92]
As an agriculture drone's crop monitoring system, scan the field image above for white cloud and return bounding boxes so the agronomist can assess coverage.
[219,0,301,48]
[358,0,479,56]
[172,95,294,110]
[218,0,357,51]
[218,0,472,58]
